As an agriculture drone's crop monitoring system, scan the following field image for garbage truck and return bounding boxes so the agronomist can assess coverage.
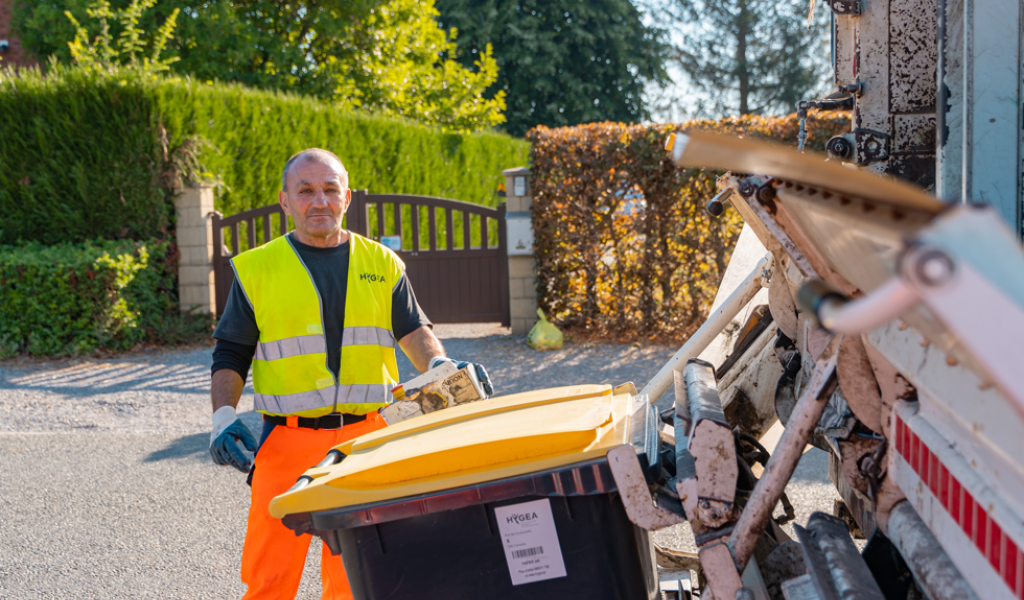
[271,0,1024,597]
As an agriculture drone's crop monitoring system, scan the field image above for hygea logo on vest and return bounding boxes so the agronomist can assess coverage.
[359,272,387,283]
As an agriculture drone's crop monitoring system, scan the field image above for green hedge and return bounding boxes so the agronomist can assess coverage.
[0,67,530,244]
[0,70,168,245]
[0,239,207,357]
[153,79,529,217]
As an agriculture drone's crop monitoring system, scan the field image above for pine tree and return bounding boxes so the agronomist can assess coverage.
[657,0,829,117]
[435,0,670,136]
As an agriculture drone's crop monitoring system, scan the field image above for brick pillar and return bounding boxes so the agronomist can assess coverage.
[174,184,216,314]
[503,167,538,336]
[0,0,37,69]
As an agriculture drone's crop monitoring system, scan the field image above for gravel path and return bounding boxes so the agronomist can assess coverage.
[0,324,837,598]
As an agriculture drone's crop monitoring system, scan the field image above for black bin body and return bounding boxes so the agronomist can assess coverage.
[335,492,658,600]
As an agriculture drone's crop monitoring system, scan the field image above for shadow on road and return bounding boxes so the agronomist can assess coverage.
[143,432,208,462]
[143,411,263,463]
[0,351,225,397]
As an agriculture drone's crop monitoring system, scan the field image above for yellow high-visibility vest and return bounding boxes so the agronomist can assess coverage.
[231,232,403,417]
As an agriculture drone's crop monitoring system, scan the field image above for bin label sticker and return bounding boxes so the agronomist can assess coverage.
[494,498,567,586]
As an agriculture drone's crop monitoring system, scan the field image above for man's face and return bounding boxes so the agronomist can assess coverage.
[279,156,351,242]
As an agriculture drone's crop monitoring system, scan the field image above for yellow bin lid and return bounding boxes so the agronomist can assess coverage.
[269,384,637,518]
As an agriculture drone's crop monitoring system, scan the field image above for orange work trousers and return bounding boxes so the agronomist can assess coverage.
[241,412,386,600]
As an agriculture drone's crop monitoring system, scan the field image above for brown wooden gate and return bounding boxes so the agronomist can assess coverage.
[211,191,510,326]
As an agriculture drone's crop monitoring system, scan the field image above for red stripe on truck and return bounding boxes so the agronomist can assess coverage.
[895,413,1022,598]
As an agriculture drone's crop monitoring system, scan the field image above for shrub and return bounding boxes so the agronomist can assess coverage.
[0,239,210,357]
[0,66,530,245]
[527,112,850,343]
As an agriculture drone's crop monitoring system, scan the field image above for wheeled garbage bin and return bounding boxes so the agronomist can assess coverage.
[271,384,667,600]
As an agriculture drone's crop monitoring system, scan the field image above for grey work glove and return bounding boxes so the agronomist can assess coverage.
[429,356,494,397]
[210,406,258,473]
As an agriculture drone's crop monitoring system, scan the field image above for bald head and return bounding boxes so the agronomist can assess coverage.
[281,148,348,192]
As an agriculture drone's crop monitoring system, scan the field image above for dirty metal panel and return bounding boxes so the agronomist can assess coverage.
[887,155,937,190]
[936,0,966,200]
[891,403,1021,600]
[853,0,890,133]
[866,321,1024,516]
[672,131,944,211]
[833,15,858,86]
[772,187,933,292]
[893,114,937,154]
[827,451,878,538]
[719,324,785,439]
[888,0,938,114]
[794,512,885,599]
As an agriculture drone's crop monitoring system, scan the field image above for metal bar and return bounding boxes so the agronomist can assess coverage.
[247,218,257,252]
[394,204,403,250]
[410,204,420,252]
[211,212,225,316]
[887,501,980,600]
[480,214,488,249]
[231,222,240,255]
[729,335,842,570]
[463,211,471,250]
[376,201,385,240]
[344,192,500,219]
[497,203,510,327]
[354,190,369,236]
[428,205,437,251]
[814,278,921,333]
[639,255,770,403]
[446,208,454,252]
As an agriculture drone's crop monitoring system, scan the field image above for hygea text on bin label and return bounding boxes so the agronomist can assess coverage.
[494,498,567,585]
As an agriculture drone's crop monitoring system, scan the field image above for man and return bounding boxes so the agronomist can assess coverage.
[208,148,491,600]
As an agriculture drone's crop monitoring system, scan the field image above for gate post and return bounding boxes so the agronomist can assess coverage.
[174,183,217,314]
[503,167,538,335]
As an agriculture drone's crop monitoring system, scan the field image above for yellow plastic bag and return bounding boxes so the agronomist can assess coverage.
[527,309,564,351]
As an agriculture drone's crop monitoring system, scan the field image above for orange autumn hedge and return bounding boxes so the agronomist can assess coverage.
[526,112,849,342]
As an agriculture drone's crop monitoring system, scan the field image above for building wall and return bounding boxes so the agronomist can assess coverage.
[0,0,35,69]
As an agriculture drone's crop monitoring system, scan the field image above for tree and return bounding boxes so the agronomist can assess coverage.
[64,0,180,73]
[13,0,505,131]
[434,0,669,136]
[655,0,828,117]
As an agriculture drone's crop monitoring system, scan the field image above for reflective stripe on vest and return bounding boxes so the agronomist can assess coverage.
[231,232,404,418]
[255,326,394,361]
[342,326,395,348]
[255,334,326,361]
[254,383,390,415]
